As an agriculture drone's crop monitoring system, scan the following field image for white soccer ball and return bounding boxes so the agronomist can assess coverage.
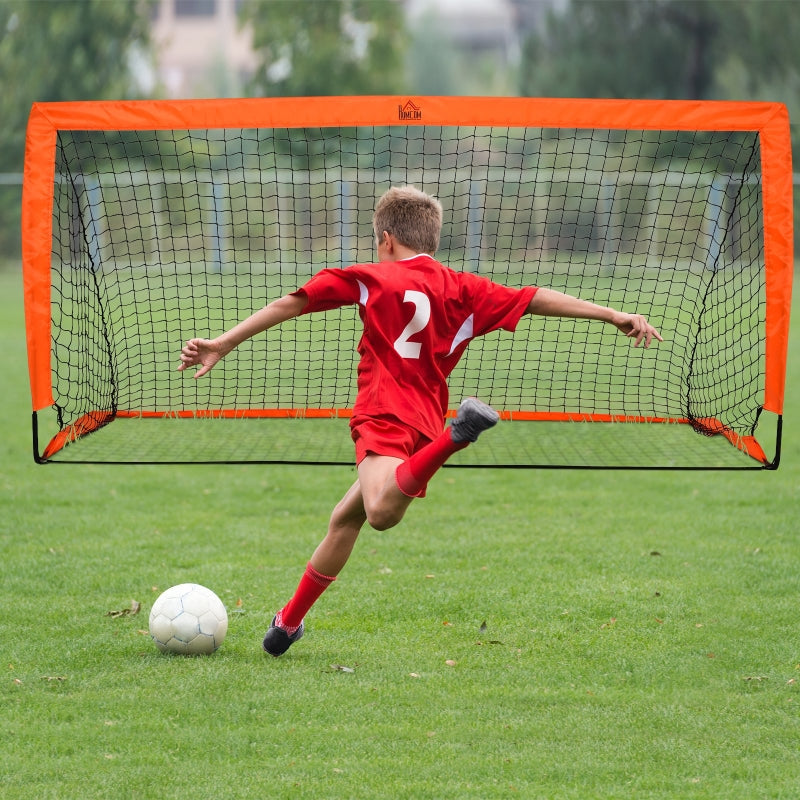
[149,583,228,655]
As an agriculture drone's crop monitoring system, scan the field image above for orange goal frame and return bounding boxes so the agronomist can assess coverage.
[22,96,793,464]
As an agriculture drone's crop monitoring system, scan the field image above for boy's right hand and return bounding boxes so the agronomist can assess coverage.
[610,312,663,348]
[178,337,225,378]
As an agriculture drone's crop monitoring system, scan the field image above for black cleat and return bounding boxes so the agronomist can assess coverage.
[450,397,500,443]
[262,615,304,657]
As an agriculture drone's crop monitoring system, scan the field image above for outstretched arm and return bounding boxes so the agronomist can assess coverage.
[178,293,308,378]
[525,288,663,348]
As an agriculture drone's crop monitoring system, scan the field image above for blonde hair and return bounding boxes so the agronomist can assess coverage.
[373,186,443,255]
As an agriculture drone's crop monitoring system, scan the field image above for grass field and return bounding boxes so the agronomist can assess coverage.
[2,264,799,799]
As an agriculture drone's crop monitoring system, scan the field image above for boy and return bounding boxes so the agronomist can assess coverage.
[178,185,662,656]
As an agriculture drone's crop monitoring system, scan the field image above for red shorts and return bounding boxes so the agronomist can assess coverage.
[350,414,433,466]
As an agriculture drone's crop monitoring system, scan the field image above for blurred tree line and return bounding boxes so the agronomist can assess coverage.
[1,0,797,260]
[0,0,155,259]
[522,0,800,106]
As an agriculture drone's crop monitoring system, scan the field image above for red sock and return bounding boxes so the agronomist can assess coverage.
[279,562,336,632]
[395,427,468,498]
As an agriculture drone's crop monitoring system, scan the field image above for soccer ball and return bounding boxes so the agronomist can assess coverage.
[148,583,228,655]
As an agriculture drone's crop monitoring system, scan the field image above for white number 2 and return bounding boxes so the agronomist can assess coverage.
[393,290,431,359]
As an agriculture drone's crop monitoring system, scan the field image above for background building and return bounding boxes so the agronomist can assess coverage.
[151,0,257,97]
[150,0,550,98]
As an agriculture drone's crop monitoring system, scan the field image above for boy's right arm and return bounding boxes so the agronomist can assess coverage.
[526,287,662,348]
[178,293,308,378]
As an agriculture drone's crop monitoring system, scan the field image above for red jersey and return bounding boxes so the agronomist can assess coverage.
[294,255,537,440]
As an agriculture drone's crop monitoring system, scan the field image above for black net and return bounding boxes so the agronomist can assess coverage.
[41,124,773,467]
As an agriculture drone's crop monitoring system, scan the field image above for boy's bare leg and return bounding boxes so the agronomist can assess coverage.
[308,479,368,575]
[297,399,501,578]
[274,480,367,628]
[308,451,414,576]
[356,455,414,531]
[264,464,411,656]
[266,403,498,654]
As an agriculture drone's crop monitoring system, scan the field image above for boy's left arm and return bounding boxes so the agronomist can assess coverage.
[526,287,663,348]
[178,293,308,378]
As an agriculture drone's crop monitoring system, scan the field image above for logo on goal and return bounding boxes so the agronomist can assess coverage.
[398,100,422,121]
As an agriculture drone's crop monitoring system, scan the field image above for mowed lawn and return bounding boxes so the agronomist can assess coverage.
[1,265,799,799]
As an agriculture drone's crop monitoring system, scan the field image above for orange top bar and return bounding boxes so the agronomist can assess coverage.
[23,96,791,132]
[22,97,793,415]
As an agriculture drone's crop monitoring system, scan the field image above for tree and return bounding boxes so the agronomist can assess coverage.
[0,0,155,257]
[519,0,800,257]
[519,0,799,105]
[240,0,407,97]
[405,7,518,96]
[520,0,740,100]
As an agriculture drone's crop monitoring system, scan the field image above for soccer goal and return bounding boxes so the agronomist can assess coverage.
[22,96,793,468]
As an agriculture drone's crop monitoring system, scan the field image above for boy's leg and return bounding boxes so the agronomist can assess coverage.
[266,480,366,640]
[264,457,408,656]
[265,400,499,655]
[360,398,501,520]
[357,454,411,530]
[309,479,369,576]
[395,397,499,498]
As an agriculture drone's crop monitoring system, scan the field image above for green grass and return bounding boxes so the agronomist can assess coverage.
[2,264,799,799]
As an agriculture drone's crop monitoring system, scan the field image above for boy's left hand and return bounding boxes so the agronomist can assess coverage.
[178,337,225,378]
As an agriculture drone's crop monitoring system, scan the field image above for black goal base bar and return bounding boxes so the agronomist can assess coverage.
[32,410,781,471]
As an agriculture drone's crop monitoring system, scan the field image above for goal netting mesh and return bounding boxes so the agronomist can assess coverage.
[22,97,792,468]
